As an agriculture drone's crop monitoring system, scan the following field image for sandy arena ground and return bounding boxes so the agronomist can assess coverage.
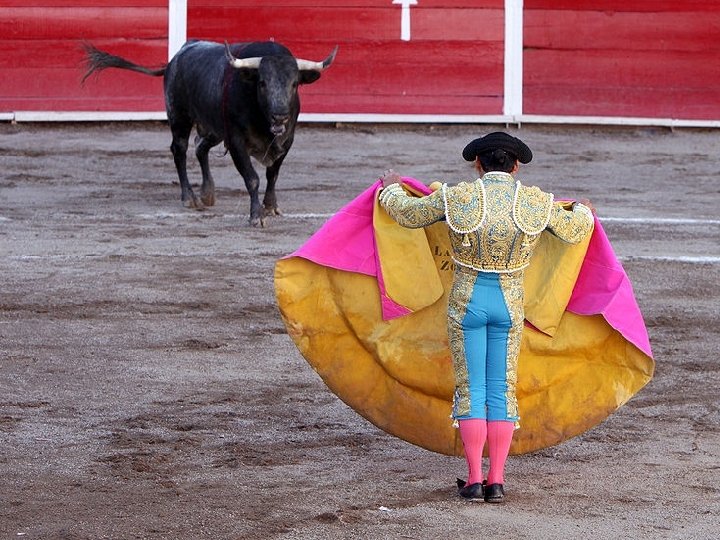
[1,122,719,539]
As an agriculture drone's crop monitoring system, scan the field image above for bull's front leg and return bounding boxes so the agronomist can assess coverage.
[263,154,287,217]
[227,136,264,227]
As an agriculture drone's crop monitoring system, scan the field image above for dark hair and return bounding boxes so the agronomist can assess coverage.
[478,149,517,173]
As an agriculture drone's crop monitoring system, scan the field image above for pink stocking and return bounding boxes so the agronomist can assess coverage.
[458,418,487,485]
[487,420,514,485]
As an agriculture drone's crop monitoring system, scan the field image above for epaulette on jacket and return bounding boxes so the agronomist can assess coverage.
[512,184,554,235]
[442,181,486,234]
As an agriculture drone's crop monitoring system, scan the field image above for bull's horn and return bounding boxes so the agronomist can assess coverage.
[225,41,262,69]
[296,45,339,71]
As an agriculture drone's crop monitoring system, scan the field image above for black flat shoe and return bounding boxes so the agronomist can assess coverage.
[456,478,484,501]
[484,483,504,503]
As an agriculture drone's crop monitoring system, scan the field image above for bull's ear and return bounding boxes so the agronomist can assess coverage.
[298,71,321,85]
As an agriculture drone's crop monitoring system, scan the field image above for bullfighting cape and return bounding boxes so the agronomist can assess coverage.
[274,178,654,456]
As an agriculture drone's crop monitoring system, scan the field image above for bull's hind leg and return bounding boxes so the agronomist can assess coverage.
[195,132,222,207]
[169,119,203,209]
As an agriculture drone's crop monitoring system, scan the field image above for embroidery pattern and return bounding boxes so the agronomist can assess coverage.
[513,183,554,235]
[546,202,595,243]
[442,181,486,234]
[447,269,476,418]
[450,174,534,273]
[499,271,524,423]
[379,184,446,228]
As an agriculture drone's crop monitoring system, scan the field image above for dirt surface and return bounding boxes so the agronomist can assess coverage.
[1,122,719,539]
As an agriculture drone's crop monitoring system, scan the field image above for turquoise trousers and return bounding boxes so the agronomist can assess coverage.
[451,272,516,421]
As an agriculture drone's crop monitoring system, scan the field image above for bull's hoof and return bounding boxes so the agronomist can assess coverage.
[184,196,205,211]
[263,206,282,216]
[200,192,216,207]
[249,216,265,228]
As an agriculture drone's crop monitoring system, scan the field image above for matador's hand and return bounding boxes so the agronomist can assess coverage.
[381,169,402,188]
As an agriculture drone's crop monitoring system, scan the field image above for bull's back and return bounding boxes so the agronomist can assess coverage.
[162,40,294,139]
[164,41,229,130]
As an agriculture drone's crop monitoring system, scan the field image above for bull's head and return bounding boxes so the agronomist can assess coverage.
[225,43,338,136]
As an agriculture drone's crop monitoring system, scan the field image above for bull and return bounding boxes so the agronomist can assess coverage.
[83,40,338,226]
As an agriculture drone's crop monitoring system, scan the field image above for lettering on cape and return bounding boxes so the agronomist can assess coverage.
[433,245,455,272]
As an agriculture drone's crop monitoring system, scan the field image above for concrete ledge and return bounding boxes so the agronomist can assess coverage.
[10,111,167,122]
[2,110,719,128]
[298,113,511,124]
[516,114,720,129]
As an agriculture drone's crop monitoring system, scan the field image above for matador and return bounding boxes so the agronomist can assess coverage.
[378,132,594,503]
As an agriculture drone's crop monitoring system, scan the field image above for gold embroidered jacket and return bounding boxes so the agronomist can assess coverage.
[379,172,594,274]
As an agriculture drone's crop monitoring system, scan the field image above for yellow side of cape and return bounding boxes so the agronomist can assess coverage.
[373,189,444,313]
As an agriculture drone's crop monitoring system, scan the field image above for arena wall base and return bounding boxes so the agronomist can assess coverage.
[2,111,719,129]
[8,111,168,123]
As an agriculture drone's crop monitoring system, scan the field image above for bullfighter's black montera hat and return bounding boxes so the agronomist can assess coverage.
[462,132,533,164]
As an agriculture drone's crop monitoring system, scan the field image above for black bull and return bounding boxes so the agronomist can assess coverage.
[83,40,338,226]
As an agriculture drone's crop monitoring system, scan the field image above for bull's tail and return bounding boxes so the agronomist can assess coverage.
[81,43,166,83]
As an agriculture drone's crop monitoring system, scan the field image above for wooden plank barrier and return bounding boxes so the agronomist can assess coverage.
[0,1,718,121]
[0,2,167,112]
[524,1,720,119]
[187,1,506,115]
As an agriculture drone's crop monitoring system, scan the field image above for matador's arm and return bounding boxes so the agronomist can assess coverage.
[378,183,446,229]
[545,202,595,244]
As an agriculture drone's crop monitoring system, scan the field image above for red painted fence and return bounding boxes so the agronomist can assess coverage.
[187,0,505,115]
[524,0,720,119]
[1,1,719,121]
[0,0,167,112]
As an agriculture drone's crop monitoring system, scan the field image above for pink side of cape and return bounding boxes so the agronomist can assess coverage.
[290,182,380,276]
[287,178,652,359]
[289,180,414,319]
[567,217,653,357]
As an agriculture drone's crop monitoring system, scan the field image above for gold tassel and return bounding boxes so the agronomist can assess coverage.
[462,233,471,247]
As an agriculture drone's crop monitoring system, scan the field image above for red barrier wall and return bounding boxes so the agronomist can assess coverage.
[524,1,720,119]
[1,1,719,121]
[187,0,505,115]
[0,1,167,112]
